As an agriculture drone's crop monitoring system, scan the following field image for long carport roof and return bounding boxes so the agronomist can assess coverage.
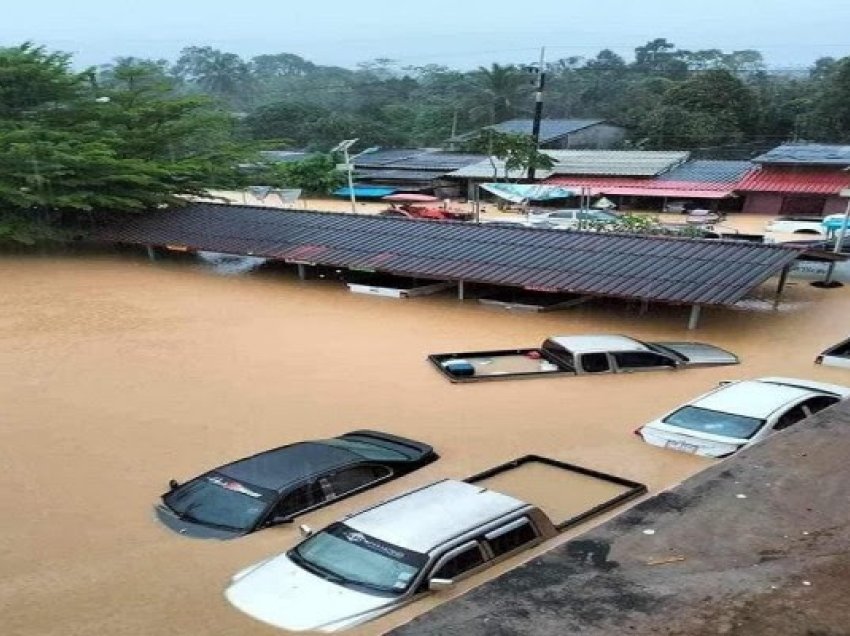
[91,203,801,307]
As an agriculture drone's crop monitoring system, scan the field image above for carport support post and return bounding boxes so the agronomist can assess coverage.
[687,304,702,330]
[458,280,465,301]
[774,264,791,307]
[145,246,156,261]
[297,264,306,280]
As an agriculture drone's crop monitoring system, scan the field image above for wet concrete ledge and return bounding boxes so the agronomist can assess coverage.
[392,402,850,636]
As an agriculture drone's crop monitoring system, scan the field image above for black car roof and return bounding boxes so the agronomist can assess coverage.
[217,442,361,490]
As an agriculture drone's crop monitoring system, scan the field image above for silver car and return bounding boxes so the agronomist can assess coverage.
[225,480,557,632]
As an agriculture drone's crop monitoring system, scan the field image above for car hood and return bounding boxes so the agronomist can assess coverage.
[651,342,739,367]
[225,553,397,633]
[154,504,244,540]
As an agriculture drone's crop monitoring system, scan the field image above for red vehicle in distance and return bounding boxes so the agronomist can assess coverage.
[378,194,473,221]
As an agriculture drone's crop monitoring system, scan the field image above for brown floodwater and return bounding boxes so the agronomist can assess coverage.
[3,251,850,636]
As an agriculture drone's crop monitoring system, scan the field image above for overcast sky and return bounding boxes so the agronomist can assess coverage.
[3,0,849,69]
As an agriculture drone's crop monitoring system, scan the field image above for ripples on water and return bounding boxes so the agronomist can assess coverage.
[196,251,267,275]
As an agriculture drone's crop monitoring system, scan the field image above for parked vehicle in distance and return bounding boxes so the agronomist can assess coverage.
[155,431,437,539]
[225,457,647,633]
[528,208,620,230]
[816,337,850,369]
[429,334,739,383]
[664,200,701,214]
[765,216,827,236]
[636,377,850,458]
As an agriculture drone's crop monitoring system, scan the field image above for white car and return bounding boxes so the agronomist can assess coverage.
[225,479,558,632]
[764,216,827,236]
[816,337,850,369]
[528,209,620,230]
[637,377,850,458]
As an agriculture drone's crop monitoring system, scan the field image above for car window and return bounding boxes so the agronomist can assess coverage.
[613,351,676,370]
[550,212,574,219]
[801,395,840,415]
[580,353,611,374]
[664,406,765,439]
[433,544,485,580]
[485,519,538,557]
[326,465,391,497]
[274,480,326,519]
[542,339,574,368]
[774,404,809,432]
[321,437,408,461]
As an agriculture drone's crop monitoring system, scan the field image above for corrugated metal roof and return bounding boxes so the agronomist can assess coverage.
[354,150,485,171]
[753,144,850,166]
[450,150,690,180]
[354,168,448,183]
[657,160,754,184]
[483,119,606,143]
[736,168,850,194]
[545,150,690,177]
[91,203,800,307]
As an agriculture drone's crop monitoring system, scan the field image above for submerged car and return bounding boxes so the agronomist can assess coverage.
[637,377,850,458]
[528,208,620,230]
[816,337,850,369]
[156,430,437,539]
[225,479,558,632]
[764,216,827,236]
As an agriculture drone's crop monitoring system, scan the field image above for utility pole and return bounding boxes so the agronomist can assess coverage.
[528,47,547,182]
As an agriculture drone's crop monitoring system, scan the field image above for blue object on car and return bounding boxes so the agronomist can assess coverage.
[442,360,475,377]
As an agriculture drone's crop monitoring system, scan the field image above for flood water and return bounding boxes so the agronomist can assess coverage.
[3,251,850,636]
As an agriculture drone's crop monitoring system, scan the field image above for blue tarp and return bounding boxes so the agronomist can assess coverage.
[822,214,850,232]
[334,186,398,199]
[480,183,577,203]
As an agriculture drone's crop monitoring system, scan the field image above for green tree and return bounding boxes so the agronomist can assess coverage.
[808,57,850,142]
[467,130,553,181]
[173,46,254,106]
[0,46,253,244]
[259,154,343,195]
[471,63,529,123]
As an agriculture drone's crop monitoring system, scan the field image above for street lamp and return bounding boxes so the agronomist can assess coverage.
[331,141,380,215]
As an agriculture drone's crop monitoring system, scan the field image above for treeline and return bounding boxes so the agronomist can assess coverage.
[116,38,850,154]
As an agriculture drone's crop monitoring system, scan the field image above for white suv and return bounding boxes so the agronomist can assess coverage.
[765,216,826,236]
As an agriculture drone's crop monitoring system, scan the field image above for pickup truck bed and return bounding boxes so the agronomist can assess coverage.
[429,348,574,382]
[467,456,647,531]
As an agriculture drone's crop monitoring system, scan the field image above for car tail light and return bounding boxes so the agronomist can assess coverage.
[815,356,824,365]
[633,427,644,438]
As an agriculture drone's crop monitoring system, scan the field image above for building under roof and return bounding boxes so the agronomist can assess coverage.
[739,145,850,216]
[753,144,850,167]
[91,203,802,328]
[351,149,486,196]
[544,160,754,202]
[451,119,627,150]
[545,150,690,177]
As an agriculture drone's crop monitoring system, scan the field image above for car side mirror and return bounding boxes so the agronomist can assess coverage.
[718,381,732,386]
[428,578,455,592]
[299,524,314,538]
[168,479,180,490]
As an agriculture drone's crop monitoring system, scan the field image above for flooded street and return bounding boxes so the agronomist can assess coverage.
[3,252,850,636]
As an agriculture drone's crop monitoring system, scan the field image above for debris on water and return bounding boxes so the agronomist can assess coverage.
[803,531,810,536]
[646,556,686,566]
[642,529,656,535]
[803,581,812,587]
[736,494,748,499]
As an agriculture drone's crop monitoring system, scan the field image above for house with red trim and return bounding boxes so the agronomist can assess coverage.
[736,144,850,216]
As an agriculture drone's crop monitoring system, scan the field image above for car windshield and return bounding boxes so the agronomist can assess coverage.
[163,473,273,532]
[290,523,428,596]
[321,437,408,461]
[663,406,765,439]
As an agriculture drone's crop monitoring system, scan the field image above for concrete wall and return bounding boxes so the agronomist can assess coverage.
[742,192,784,215]
[544,124,627,150]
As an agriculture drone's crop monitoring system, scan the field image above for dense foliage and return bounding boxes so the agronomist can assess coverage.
[160,39,850,153]
[0,44,252,243]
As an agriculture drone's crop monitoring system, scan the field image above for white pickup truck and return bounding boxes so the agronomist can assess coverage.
[429,334,739,382]
[225,456,646,633]
[765,216,826,236]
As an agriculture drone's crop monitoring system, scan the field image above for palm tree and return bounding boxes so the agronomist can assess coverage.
[471,63,529,123]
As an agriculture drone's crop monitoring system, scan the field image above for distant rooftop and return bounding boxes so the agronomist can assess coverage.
[657,160,754,185]
[353,149,485,172]
[482,119,606,144]
[753,144,850,167]
[258,150,311,163]
[450,150,689,179]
